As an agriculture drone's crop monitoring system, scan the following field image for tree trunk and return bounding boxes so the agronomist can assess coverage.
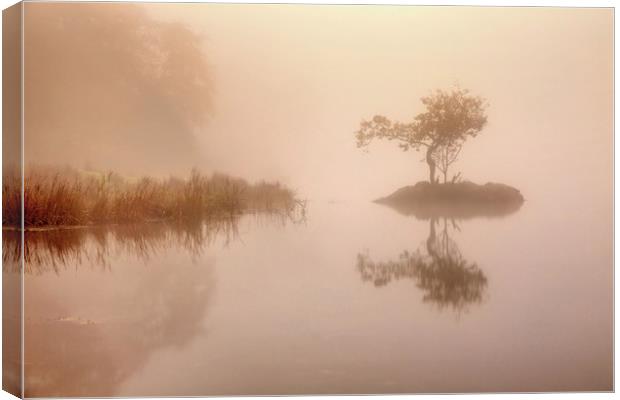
[442,146,448,183]
[425,146,437,184]
[427,218,438,258]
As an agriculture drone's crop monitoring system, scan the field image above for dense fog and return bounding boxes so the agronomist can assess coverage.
[24,4,612,207]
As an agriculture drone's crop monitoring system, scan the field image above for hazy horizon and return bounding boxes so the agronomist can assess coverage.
[24,4,612,205]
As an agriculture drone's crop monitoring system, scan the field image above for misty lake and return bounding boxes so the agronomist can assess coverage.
[8,195,612,397]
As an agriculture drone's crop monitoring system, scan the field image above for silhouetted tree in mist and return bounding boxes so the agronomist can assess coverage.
[25,3,213,174]
[434,142,463,184]
[355,87,487,184]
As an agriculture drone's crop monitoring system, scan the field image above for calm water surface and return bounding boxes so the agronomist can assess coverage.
[11,195,613,396]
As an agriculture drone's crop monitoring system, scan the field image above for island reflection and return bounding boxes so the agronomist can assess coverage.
[358,201,523,312]
[374,195,524,220]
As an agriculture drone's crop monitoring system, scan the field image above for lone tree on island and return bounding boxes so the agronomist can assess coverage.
[355,87,488,184]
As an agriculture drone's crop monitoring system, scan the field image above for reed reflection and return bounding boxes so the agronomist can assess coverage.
[2,233,21,396]
[8,210,306,397]
[3,217,239,274]
[10,219,235,396]
[4,215,269,397]
[4,202,307,275]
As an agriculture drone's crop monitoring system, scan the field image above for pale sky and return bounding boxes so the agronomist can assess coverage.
[145,5,613,203]
[25,4,613,205]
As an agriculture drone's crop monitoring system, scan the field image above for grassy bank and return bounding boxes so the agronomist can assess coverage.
[3,166,304,228]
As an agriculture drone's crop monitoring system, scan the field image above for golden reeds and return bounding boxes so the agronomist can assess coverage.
[3,166,300,228]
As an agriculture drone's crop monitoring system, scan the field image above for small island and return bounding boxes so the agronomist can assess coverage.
[355,86,524,218]
[374,181,524,219]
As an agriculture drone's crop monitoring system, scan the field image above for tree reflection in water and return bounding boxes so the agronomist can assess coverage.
[357,218,487,312]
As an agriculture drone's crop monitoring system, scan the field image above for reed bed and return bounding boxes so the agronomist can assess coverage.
[3,166,302,228]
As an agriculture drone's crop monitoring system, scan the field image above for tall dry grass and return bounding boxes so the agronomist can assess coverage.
[3,166,302,228]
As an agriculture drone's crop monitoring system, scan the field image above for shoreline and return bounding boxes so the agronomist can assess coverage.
[2,213,241,232]
[2,205,304,232]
